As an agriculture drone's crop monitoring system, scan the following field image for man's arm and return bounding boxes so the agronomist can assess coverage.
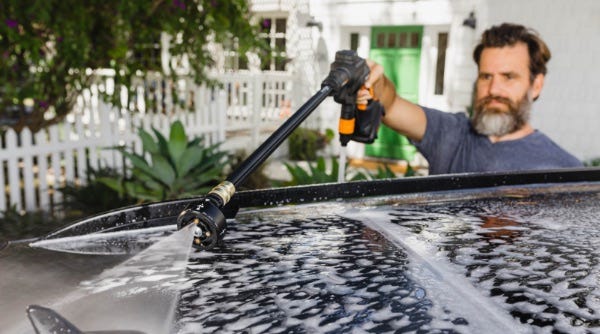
[357,60,427,142]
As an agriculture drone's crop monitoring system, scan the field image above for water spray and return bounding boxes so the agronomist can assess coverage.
[177,50,379,250]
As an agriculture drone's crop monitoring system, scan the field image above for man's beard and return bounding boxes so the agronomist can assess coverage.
[471,91,532,137]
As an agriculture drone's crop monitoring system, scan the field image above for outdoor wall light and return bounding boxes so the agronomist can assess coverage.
[462,11,477,29]
[306,17,323,32]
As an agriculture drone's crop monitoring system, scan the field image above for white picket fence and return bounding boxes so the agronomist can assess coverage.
[0,71,293,214]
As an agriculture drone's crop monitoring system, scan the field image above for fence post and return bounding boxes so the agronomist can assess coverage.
[251,75,262,149]
[0,148,5,212]
[6,129,21,211]
[21,128,36,211]
[74,114,87,185]
[35,130,50,211]
[63,124,75,187]
[48,126,63,208]
[98,101,117,169]
[217,89,227,144]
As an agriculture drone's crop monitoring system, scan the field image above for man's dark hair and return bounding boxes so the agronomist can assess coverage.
[473,23,551,81]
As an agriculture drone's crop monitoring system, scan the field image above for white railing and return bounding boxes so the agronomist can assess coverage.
[217,71,293,148]
[0,71,293,214]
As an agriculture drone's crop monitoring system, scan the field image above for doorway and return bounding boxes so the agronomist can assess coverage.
[365,26,423,161]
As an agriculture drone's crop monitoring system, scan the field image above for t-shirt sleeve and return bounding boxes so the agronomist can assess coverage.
[410,107,470,174]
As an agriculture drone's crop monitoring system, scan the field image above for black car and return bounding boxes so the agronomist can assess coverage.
[1,168,599,333]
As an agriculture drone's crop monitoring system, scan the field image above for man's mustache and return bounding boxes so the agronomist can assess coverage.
[476,95,513,109]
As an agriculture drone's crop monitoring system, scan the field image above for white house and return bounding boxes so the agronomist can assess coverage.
[247,0,600,164]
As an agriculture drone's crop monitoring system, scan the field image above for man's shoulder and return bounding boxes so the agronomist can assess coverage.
[512,131,583,167]
[523,131,568,147]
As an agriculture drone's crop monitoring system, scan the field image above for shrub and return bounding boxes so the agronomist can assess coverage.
[0,205,65,242]
[58,167,137,218]
[228,150,272,190]
[288,128,334,161]
[584,158,600,167]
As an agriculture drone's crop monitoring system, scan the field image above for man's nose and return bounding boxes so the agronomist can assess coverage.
[487,76,503,96]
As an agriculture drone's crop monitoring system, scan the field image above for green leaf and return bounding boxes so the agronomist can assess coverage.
[331,157,339,179]
[150,153,176,186]
[125,182,163,202]
[188,136,204,147]
[139,128,159,154]
[168,120,187,167]
[136,172,164,191]
[349,170,370,181]
[316,157,326,172]
[176,146,207,177]
[96,177,125,194]
[121,151,154,176]
[191,152,227,174]
[152,127,170,158]
[284,162,311,185]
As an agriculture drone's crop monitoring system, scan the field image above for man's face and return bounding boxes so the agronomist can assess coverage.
[472,42,544,137]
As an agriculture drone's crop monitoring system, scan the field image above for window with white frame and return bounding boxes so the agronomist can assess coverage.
[223,36,249,71]
[259,16,288,71]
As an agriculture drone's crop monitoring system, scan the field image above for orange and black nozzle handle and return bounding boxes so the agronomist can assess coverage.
[320,50,371,147]
[321,50,384,147]
[338,86,373,146]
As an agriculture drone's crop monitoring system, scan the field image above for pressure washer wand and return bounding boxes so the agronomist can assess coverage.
[177,50,370,250]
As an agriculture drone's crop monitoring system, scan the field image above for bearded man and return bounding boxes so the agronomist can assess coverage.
[358,23,582,174]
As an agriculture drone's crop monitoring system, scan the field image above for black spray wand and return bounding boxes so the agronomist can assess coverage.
[177,50,370,249]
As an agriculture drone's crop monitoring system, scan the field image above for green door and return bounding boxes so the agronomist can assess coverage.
[365,26,422,161]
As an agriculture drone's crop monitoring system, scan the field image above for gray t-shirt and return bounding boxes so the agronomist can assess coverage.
[412,107,583,175]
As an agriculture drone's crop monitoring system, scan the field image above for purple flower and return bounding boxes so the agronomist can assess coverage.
[5,19,18,29]
[38,100,50,109]
[172,0,186,10]
[210,0,217,7]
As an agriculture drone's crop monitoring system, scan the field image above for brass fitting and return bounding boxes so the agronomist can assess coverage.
[208,181,236,205]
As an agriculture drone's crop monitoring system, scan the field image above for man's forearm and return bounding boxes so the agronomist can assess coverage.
[372,74,427,142]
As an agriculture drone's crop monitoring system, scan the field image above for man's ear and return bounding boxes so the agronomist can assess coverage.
[532,74,545,101]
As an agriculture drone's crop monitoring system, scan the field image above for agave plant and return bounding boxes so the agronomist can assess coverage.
[278,156,415,187]
[98,120,229,202]
[277,156,369,186]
